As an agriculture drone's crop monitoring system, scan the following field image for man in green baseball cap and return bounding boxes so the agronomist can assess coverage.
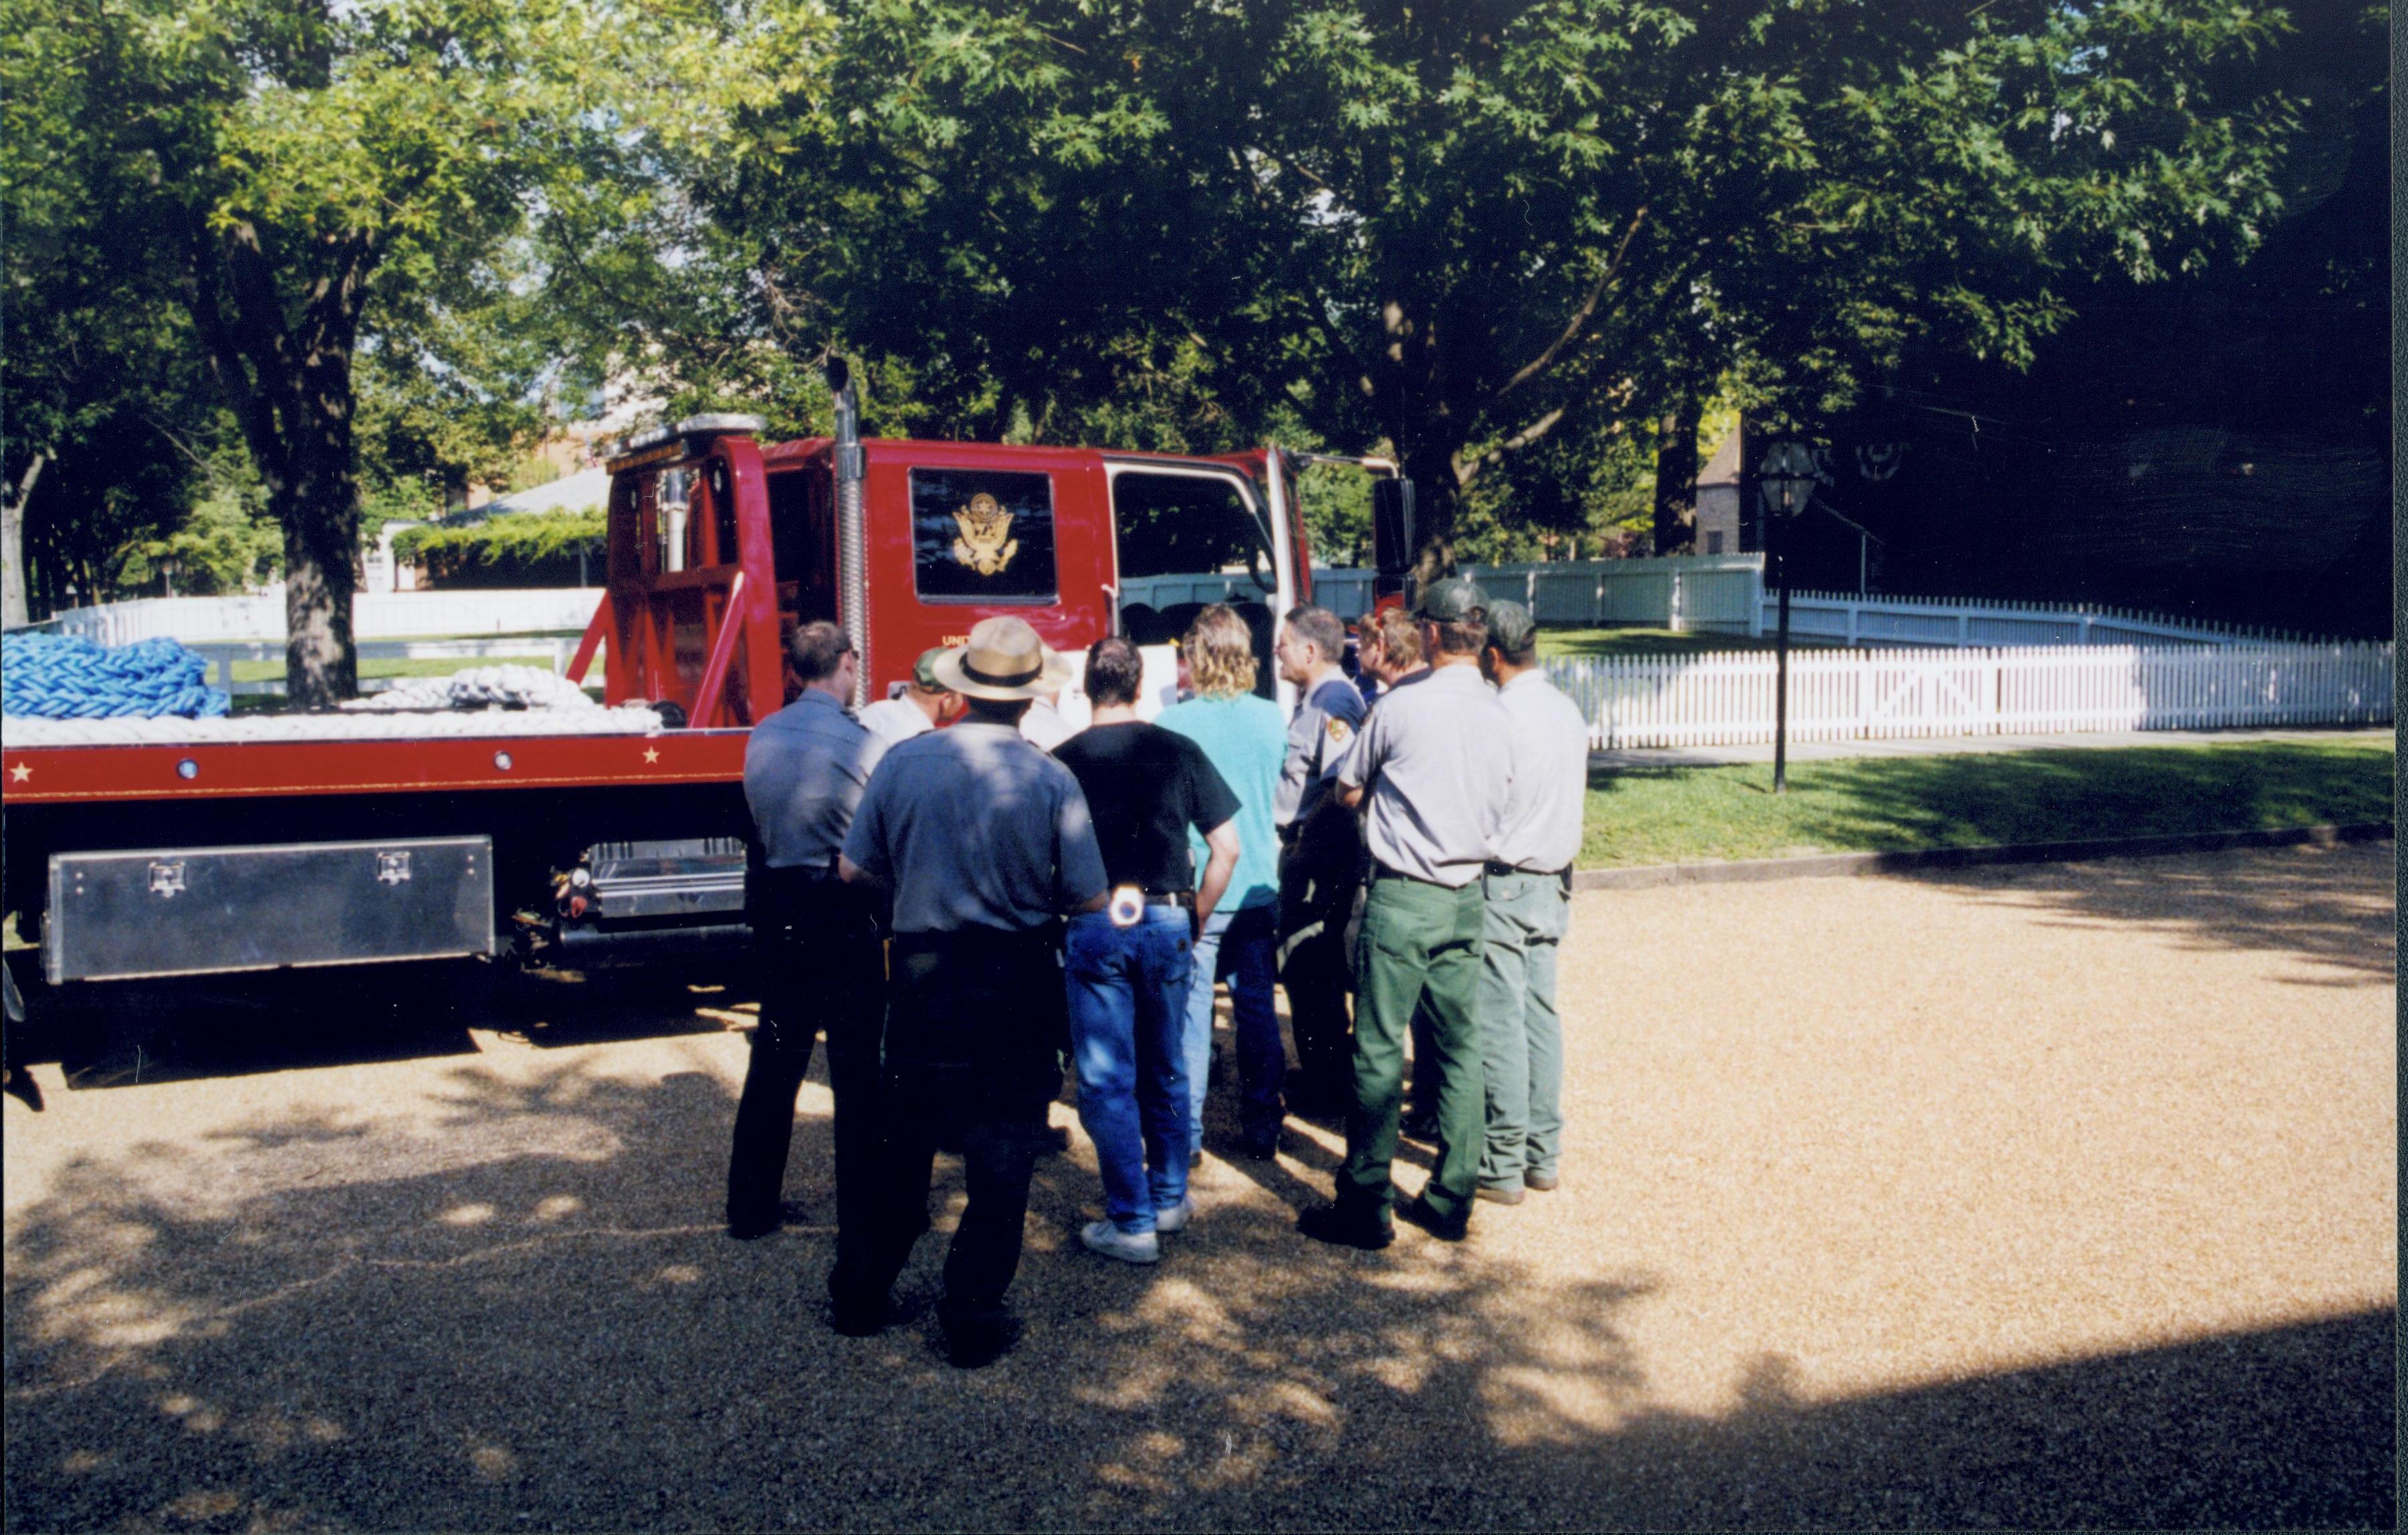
[1297,574,1513,1248]
[859,644,965,747]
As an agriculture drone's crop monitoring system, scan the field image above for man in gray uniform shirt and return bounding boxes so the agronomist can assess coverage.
[1472,600,1592,1205]
[1299,578,1513,1248]
[731,622,889,1322]
[1271,604,1369,1114]
[839,615,1110,1367]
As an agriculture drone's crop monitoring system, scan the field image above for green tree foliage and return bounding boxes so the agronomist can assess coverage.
[5,0,776,702]
[393,509,605,588]
[0,15,226,618]
[730,0,2296,562]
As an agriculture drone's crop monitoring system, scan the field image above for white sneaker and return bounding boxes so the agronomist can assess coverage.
[1153,1195,1196,1234]
[1079,1219,1160,1264]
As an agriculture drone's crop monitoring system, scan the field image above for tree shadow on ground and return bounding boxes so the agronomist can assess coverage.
[1904,838,2395,987]
[1786,745,2393,854]
[6,1053,2391,1531]
[25,955,753,1092]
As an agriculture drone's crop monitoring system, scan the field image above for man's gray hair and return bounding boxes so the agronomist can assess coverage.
[1282,604,1347,661]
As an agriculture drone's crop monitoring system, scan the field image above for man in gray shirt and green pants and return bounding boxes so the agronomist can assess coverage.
[1472,600,1592,1204]
[1299,578,1513,1248]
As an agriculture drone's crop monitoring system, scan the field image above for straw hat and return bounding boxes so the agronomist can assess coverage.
[929,616,1076,701]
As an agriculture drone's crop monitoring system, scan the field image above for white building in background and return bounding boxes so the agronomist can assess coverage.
[1692,429,1743,556]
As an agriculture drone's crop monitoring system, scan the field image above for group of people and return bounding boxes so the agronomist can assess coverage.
[727,577,1589,1367]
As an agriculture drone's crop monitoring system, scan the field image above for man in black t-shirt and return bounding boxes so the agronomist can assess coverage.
[1053,636,1241,1264]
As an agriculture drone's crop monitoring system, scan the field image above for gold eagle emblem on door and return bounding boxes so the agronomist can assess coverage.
[952,492,1020,576]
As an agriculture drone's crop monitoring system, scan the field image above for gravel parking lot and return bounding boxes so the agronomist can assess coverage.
[5,840,2395,1530]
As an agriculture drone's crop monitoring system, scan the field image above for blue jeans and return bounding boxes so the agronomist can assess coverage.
[1065,909,1194,1232]
[1185,903,1283,1155]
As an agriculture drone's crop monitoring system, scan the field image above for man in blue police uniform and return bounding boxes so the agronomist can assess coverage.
[729,622,890,1330]
[1272,604,1369,1115]
[839,616,1110,1367]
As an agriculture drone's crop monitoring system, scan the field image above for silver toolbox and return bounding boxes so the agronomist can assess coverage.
[45,836,495,983]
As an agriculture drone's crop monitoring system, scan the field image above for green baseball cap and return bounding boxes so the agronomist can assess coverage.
[1485,599,1537,653]
[1412,576,1489,622]
[911,646,950,689]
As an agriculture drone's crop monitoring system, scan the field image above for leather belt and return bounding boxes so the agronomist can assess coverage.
[1484,860,1570,878]
[765,860,842,882]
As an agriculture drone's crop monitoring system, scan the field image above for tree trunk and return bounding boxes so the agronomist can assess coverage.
[1651,405,1699,556]
[1396,437,1463,594]
[280,327,363,708]
[278,468,359,707]
[185,222,373,708]
[2,454,41,628]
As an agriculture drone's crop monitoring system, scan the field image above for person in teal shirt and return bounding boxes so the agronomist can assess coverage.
[1156,604,1289,1161]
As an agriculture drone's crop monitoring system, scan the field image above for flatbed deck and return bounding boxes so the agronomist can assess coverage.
[3,709,746,806]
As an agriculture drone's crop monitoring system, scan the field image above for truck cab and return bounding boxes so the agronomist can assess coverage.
[582,415,1337,727]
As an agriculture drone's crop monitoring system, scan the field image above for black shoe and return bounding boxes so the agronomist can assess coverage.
[1297,1203,1394,1251]
[1525,1171,1559,1193]
[942,1314,1020,1369]
[1396,1196,1469,1242]
[1239,1133,1281,1163]
[1399,1107,1439,1142]
[726,1198,810,1241]
[828,1294,892,1337]
[1475,1184,1525,1207]
[1041,1125,1073,1157]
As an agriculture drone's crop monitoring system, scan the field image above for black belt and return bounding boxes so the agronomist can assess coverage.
[1143,890,1196,909]
[762,859,841,882]
[1484,861,1571,879]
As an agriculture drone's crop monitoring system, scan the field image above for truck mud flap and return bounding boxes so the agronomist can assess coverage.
[44,837,495,983]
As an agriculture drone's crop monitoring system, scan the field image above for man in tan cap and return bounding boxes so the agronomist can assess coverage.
[839,615,1109,1367]
[857,645,964,748]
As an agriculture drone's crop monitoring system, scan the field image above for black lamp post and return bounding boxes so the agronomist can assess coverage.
[1759,442,1819,794]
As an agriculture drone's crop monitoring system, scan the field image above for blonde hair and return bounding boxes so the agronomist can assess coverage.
[1368,607,1423,669]
[1184,604,1258,699]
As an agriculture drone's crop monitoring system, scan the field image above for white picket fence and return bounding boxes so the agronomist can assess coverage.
[1758,589,2328,648]
[1551,642,2396,749]
[189,637,598,697]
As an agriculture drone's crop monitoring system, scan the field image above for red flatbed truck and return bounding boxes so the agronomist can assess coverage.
[2,380,1413,1002]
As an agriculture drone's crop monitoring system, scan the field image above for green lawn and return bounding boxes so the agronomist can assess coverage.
[1538,626,1783,660]
[1581,739,2395,868]
[226,655,561,683]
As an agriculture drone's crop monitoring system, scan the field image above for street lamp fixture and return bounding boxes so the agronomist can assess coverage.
[1759,442,1819,794]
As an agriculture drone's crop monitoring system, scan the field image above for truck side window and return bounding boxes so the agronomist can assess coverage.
[1111,470,1278,696]
[1111,472,1271,586]
[909,468,1059,604]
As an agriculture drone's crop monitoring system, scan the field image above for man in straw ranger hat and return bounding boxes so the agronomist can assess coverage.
[839,615,1109,1367]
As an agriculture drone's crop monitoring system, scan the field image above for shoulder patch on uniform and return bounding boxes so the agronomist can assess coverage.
[1325,716,1353,744]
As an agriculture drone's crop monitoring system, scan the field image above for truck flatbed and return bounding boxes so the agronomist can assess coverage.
[5,709,744,806]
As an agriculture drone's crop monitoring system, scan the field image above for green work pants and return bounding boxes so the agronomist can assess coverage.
[1341,872,1488,1223]
[1476,868,1568,1191]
